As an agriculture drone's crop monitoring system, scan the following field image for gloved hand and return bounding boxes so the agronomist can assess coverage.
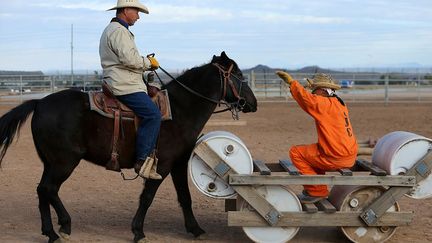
[147,54,159,71]
[276,71,294,85]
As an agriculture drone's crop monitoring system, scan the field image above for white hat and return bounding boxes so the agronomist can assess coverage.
[107,0,149,14]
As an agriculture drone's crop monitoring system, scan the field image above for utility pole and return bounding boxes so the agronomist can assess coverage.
[71,24,74,86]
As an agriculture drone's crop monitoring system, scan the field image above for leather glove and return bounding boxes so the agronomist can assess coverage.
[276,71,294,85]
[147,54,159,71]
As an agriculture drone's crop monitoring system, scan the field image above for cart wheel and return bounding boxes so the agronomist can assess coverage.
[188,131,254,199]
[238,186,302,243]
[328,186,400,243]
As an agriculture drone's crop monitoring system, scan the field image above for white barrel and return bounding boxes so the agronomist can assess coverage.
[372,131,432,199]
[328,186,399,243]
[188,131,253,199]
[239,186,301,243]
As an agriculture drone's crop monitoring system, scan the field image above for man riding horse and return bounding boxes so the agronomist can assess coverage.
[100,0,161,179]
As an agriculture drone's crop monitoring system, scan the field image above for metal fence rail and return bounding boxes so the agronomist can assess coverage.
[1,72,432,104]
[249,71,432,103]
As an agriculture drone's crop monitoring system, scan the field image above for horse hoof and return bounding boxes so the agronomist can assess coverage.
[53,236,68,243]
[195,233,208,241]
[59,232,71,241]
[137,238,150,243]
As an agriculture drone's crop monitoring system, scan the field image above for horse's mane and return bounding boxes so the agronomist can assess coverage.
[179,61,212,77]
[161,62,211,88]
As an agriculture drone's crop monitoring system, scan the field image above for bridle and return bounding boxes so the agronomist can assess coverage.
[212,63,247,111]
[155,63,248,119]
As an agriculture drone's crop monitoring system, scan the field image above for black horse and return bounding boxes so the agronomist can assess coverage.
[0,52,257,243]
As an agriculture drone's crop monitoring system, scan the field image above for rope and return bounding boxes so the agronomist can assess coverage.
[154,65,246,119]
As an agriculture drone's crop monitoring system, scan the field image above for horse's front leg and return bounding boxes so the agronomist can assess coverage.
[171,161,205,238]
[132,179,164,243]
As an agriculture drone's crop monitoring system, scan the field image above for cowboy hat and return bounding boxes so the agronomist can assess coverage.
[107,0,149,14]
[306,73,341,90]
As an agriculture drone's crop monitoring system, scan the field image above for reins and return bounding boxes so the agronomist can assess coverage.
[155,64,246,119]
[157,66,222,105]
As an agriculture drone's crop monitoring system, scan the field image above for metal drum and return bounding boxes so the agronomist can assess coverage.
[372,131,432,199]
[328,186,400,243]
[238,186,302,243]
[188,131,254,199]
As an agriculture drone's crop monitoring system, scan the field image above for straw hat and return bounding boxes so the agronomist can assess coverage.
[306,73,341,90]
[107,0,149,14]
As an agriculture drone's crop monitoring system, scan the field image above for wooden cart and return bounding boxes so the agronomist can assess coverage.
[192,142,432,242]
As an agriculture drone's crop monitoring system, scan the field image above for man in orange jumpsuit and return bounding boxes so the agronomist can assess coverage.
[276,71,358,203]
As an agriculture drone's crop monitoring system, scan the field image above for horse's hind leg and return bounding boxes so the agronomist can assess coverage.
[37,170,60,242]
[37,162,79,242]
[171,161,205,238]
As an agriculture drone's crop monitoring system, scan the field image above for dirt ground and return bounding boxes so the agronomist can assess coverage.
[0,100,432,243]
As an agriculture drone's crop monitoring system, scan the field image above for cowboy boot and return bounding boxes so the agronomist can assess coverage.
[138,157,152,179]
[149,156,162,179]
[138,156,162,180]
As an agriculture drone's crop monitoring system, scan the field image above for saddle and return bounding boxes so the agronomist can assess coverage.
[88,82,172,171]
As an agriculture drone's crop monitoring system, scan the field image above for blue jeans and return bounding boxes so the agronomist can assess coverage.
[116,92,161,161]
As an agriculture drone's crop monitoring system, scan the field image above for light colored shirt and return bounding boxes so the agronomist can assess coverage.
[99,20,151,96]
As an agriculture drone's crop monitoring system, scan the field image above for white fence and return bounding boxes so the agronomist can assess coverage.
[1,71,432,104]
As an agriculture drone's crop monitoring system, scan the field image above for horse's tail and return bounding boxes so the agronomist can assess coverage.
[0,99,38,166]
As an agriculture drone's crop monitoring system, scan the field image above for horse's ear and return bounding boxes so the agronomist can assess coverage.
[211,55,217,63]
[221,51,228,60]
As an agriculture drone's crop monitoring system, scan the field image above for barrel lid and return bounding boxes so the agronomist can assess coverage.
[188,131,253,199]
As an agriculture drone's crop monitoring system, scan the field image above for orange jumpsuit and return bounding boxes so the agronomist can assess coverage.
[289,81,358,197]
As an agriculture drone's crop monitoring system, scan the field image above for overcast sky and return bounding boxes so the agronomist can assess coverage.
[0,0,431,72]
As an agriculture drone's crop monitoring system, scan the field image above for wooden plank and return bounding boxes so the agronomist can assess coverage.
[233,186,282,226]
[228,211,413,227]
[358,138,378,148]
[410,150,432,181]
[358,143,374,148]
[315,199,337,213]
[302,203,318,213]
[225,199,237,212]
[356,159,387,176]
[360,151,432,225]
[264,163,285,172]
[337,168,353,176]
[193,142,235,180]
[253,160,271,175]
[229,174,416,187]
[357,147,374,155]
[360,186,412,225]
[279,159,300,175]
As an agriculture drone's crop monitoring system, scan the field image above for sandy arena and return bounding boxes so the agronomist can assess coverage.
[0,101,431,242]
